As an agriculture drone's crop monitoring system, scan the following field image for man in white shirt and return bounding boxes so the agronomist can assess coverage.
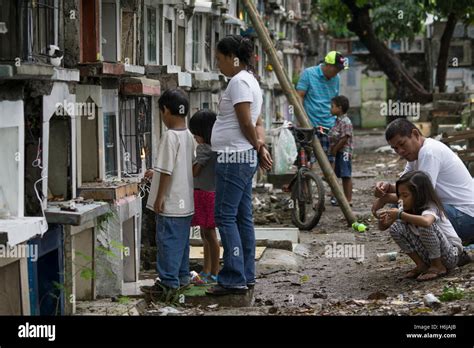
[372,118,474,248]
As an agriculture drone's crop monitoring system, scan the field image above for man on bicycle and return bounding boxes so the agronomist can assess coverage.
[296,51,348,163]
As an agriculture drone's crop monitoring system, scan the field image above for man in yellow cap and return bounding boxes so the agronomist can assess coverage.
[296,51,348,162]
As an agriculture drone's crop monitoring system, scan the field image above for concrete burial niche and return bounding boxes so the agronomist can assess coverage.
[42,82,78,203]
[28,224,65,316]
[76,87,142,297]
[62,220,98,315]
[93,196,142,297]
[75,84,104,186]
[48,114,73,201]
[0,248,31,315]
[122,216,137,283]
[45,202,110,315]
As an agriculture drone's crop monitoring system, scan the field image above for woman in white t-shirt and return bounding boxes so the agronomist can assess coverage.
[206,35,272,296]
[379,171,462,281]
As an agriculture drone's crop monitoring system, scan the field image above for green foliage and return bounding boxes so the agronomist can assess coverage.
[313,0,474,40]
[439,285,464,302]
[97,209,117,232]
[424,0,474,23]
[117,296,131,305]
[80,268,95,281]
[96,245,118,258]
[371,0,426,40]
[75,250,93,262]
[313,0,352,37]
[46,236,128,314]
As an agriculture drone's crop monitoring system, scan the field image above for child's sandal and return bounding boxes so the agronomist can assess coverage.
[416,269,447,282]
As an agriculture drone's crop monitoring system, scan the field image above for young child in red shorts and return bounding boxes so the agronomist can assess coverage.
[189,110,219,284]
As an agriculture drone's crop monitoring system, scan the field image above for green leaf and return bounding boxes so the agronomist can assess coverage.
[96,245,118,258]
[80,268,95,280]
[300,275,310,283]
[110,240,126,252]
[75,250,93,262]
[118,296,130,305]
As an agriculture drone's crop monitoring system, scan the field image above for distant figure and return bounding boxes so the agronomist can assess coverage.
[328,95,353,207]
[296,51,348,163]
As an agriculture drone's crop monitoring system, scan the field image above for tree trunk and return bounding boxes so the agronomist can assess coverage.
[342,0,433,103]
[435,13,457,93]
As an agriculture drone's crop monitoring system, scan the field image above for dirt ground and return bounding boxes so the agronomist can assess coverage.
[76,150,473,316]
[139,151,473,316]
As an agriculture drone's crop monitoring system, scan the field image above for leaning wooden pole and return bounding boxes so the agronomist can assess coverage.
[242,0,356,225]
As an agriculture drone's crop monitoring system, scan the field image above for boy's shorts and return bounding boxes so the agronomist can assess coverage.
[335,152,352,178]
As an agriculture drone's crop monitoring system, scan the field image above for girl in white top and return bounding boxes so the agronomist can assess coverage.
[379,171,462,281]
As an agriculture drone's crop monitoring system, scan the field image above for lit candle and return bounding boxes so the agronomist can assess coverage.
[141,148,146,178]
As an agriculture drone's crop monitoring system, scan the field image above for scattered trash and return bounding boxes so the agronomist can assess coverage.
[352,222,367,232]
[375,145,395,154]
[158,306,182,316]
[376,252,398,262]
[265,213,280,223]
[423,293,441,309]
[293,244,310,258]
[207,304,219,309]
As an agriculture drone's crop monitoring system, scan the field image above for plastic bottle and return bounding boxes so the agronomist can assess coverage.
[189,271,200,282]
[352,222,367,232]
[376,252,398,262]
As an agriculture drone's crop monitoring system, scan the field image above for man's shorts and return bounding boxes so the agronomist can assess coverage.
[316,131,335,163]
[335,152,352,178]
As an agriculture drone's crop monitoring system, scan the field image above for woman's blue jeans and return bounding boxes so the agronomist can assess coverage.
[214,149,258,288]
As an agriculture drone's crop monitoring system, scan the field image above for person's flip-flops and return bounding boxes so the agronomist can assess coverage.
[416,269,447,281]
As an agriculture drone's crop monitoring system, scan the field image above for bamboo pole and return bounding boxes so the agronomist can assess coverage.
[242,0,356,225]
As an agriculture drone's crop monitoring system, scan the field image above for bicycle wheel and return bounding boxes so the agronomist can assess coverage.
[291,169,325,230]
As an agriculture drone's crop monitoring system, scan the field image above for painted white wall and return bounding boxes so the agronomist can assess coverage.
[0,101,24,218]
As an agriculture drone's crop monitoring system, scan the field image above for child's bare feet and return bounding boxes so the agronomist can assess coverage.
[404,265,428,279]
[416,266,447,281]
